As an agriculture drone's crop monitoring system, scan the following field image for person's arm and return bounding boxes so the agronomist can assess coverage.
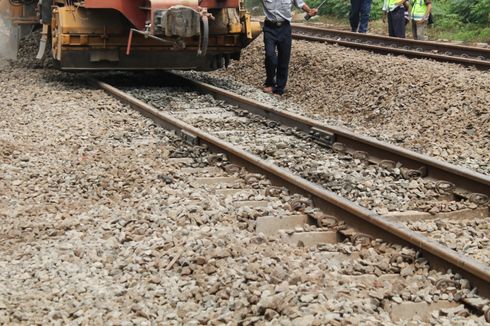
[424,1,432,20]
[295,0,318,17]
[382,0,388,11]
[382,0,388,23]
[303,3,318,17]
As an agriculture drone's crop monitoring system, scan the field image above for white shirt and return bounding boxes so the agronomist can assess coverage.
[262,0,306,22]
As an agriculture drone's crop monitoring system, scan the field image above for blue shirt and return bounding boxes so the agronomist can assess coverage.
[262,0,306,22]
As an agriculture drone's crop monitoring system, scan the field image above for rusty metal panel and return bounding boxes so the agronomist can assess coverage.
[80,35,88,45]
[84,0,147,29]
[150,0,199,10]
[199,0,239,8]
[90,49,119,62]
[60,48,216,70]
[58,7,129,35]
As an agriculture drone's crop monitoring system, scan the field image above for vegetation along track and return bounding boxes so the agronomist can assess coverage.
[93,73,490,306]
[291,24,490,69]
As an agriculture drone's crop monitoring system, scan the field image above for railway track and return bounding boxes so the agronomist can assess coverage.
[290,24,490,69]
[93,73,490,309]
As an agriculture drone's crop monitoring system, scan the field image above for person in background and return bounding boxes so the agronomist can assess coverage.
[261,0,317,96]
[349,0,372,33]
[382,0,409,38]
[411,0,432,40]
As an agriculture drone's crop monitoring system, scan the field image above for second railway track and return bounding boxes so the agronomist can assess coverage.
[290,24,490,69]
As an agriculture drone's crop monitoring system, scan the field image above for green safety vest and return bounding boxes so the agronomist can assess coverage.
[386,0,402,11]
[411,0,428,20]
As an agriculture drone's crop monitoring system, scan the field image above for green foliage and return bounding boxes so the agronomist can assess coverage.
[245,0,490,39]
[246,0,394,20]
[370,0,385,20]
[448,0,490,24]
[312,0,351,18]
[434,24,490,42]
[306,0,385,20]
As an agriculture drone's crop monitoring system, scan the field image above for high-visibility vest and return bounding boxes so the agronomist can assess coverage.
[386,0,402,11]
[411,0,428,20]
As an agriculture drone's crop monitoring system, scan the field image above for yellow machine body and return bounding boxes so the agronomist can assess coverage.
[1,0,261,70]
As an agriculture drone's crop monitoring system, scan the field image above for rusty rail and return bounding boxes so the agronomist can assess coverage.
[176,74,490,201]
[291,24,490,69]
[95,78,489,298]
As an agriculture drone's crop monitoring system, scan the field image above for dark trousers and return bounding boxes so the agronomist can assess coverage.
[350,0,372,33]
[387,7,406,38]
[263,23,291,95]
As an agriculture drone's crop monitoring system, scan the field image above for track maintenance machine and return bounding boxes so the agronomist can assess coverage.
[0,0,261,70]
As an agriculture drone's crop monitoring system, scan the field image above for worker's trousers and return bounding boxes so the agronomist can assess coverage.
[412,20,427,40]
[263,22,292,95]
[350,0,372,33]
[388,7,406,38]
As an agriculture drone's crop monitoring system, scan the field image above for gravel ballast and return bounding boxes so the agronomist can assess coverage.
[199,38,490,176]
[1,35,489,324]
[125,85,484,215]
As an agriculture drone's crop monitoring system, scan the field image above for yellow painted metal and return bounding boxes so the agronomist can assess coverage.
[51,8,61,59]
[228,21,242,34]
[57,6,127,35]
[243,13,252,39]
[242,12,261,40]
[250,21,261,39]
[226,9,242,34]
[209,8,242,35]
[50,3,261,68]
[54,5,251,49]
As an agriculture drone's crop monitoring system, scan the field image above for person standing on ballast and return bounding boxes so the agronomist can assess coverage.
[349,0,372,33]
[410,0,432,40]
[261,0,317,96]
[383,0,409,38]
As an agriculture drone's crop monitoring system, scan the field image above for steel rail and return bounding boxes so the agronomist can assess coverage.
[174,74,490,200]
[95,78,490,298]
[291,24,490,69]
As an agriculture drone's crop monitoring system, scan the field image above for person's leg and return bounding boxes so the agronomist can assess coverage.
[411,19,418,40]
[392,7,405,38]
[358,0,372,33]
[263,25,278,89]
[349,0,361,32]
[274,25,292,95]
[417,22,427,40]
[387,11,395,37]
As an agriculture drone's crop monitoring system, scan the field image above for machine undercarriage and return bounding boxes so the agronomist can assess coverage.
[0,0,261,70]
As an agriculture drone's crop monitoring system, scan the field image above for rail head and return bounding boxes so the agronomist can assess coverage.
[178,75,490,199]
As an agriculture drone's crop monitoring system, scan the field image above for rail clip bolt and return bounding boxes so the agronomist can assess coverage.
[468,193,488,205]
